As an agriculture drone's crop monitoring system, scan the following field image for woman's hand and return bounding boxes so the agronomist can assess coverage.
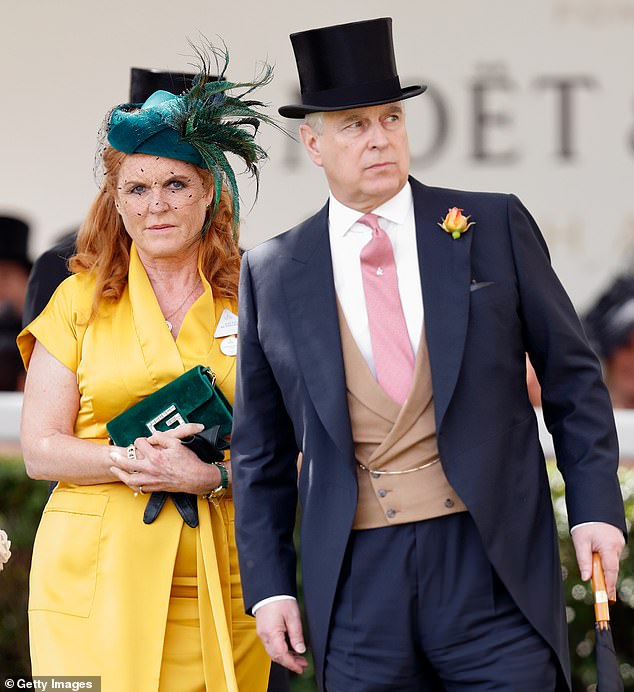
[109,423,226,495]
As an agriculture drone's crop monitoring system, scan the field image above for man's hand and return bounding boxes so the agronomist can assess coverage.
[571,522,625,600]
[255,600,309,674]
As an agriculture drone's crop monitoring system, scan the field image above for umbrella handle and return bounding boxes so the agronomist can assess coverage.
[591,552,610,628]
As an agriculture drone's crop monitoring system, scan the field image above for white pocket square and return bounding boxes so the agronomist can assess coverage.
[469,281,495,292]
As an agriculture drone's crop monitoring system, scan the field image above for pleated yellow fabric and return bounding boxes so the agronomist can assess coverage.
[18,244,270,692]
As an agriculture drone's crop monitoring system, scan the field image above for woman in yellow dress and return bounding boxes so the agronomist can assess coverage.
[18,46,276,692]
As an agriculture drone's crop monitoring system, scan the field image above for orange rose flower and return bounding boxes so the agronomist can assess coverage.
[438,207,475,239]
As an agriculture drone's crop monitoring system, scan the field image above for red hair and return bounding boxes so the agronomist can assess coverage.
[70,147,240,317]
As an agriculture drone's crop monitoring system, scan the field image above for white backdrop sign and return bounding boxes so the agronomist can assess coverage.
[1,0,632,310]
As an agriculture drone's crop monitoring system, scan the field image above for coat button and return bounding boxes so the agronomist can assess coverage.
[377,489,387,498]
[371,471,381,479]
[386,508,396,519]
[444,498,455,508]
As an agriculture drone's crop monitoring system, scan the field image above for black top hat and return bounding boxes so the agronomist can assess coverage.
[279,17,426,119]
[584,274,634,359]
[0,215,31,271]
[129,68,197,104]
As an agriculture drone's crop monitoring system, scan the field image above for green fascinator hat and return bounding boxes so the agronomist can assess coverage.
[106,42,280,227]
[109,90,206,168]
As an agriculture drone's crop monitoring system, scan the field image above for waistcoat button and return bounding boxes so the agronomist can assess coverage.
[386,508,396,519]
[444,498,455,508]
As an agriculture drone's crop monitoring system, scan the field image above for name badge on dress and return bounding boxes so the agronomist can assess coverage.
[220,336,238,357]
[214,309,239,338]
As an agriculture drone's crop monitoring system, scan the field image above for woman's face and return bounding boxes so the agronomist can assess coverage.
[114,154,213,261]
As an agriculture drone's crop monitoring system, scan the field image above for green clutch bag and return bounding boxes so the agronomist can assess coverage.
[106,365,233,446]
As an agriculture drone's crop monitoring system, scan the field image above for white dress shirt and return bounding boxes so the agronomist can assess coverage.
[328,182,424,372]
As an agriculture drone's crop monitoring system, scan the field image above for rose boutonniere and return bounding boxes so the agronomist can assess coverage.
[0,529,11,572]
[438,207,475,239]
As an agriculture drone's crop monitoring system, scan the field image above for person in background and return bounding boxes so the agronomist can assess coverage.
[18,44,278,692]
[584,272,634,410]
[0,215,31,390]
[231,18,626,691]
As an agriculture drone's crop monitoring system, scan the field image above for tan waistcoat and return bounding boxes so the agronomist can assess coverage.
[337,306,466,529]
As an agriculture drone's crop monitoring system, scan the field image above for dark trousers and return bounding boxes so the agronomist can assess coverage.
[268,662,290,692]
[324,513,558,692]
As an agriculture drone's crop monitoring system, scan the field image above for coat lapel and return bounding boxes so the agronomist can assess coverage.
[412,178,473,430]
[282,181,472,451]
[282,204,354,456]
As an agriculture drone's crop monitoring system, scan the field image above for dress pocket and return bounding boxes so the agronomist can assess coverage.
[29,490,108,617]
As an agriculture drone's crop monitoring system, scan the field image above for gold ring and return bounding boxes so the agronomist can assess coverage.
[139,486,146,495]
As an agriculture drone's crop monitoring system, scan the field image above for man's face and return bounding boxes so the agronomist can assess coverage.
[300,102,410,213]
[0,261,28,315]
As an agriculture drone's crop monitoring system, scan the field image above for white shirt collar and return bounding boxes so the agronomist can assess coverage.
[328,182,413,237]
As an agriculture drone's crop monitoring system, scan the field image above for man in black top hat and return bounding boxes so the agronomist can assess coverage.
[0,215,31,389]
[232,17,626,691]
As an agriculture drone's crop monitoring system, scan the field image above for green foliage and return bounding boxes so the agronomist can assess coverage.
[0,459,48,677]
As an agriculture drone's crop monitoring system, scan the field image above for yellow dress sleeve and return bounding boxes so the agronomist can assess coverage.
[17,273,94,372]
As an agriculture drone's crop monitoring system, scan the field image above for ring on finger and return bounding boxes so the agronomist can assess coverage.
[126,444,140,473]
[139,486,146,495]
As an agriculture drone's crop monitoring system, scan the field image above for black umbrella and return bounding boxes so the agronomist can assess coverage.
[591,552,624,692]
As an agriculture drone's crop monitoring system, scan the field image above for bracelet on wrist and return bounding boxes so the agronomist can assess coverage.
[201,461,229,501]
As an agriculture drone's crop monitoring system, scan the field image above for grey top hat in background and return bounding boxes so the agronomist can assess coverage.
[0,216,31,271]
[279,17,426,118]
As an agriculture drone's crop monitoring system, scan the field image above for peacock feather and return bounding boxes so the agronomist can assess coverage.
[166,40,285,232]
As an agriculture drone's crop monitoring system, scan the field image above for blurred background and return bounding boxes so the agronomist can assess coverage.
[0,0,633,689]
[2,0,634,301]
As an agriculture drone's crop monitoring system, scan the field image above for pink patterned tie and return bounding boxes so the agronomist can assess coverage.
[358,213,415,405]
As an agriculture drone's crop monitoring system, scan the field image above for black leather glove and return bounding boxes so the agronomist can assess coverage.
[143,425,229,528]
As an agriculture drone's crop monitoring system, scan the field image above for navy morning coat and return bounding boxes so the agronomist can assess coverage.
[232,177,626,691]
